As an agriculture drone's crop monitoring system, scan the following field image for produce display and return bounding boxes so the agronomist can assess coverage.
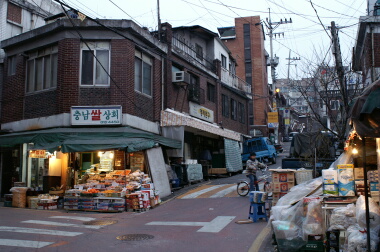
[63,169,159,212]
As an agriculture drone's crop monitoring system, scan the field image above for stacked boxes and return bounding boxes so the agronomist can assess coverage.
[368,170,379,198]
[337,164,355,196]
[271,169,296,206]
[63,196,125,211]
[354,167,366,196]
[322,169,338,196]
[126,193,144,211]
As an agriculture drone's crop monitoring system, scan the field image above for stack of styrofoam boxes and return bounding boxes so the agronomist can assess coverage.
[272,170,295,206]
[354,167,365,196]
[337,164,355,196]
[322,169,338,196]
[368,170,379,200]
[126,193,143,211]
[63,196,79,210]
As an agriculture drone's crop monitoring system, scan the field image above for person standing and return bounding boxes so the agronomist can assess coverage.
[246,152,267,191]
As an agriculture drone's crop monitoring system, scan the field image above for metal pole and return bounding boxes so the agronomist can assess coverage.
[362,138,371,251]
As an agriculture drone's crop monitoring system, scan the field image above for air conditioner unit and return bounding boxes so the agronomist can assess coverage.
[172,71,190,85]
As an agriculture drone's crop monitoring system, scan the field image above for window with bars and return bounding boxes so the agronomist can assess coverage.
[238,102,245,124]
[231,99,237,120]
[222,94,229,117]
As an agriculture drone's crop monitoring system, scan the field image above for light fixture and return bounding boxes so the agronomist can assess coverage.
[98,151,102,157]
[110,152,114,159]
[352,148,358,155]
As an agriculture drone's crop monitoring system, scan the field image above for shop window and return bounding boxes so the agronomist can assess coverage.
[81,41,110,86]
[128,151,145,172]
[231,99,237,120]
[222,94,229,117]
[135,50,152,96]
[26,46,58,93]
[207,83,215,103]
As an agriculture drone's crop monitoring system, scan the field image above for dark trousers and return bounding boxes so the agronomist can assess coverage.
[247,174,258,191]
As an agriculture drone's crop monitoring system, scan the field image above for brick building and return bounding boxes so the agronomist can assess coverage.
[0,18,250,197]
[218,16,270,137]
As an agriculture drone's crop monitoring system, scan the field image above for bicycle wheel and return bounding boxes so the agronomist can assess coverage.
[237,181,250,196]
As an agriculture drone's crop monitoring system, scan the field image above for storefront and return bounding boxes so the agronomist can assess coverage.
[161,108,243,183]
[0,125,181,211]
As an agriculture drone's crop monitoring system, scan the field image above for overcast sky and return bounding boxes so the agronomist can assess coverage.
[62,0,366,82]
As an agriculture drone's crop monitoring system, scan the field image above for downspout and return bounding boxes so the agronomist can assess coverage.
[371,26,375,83]
[162,57,164,111]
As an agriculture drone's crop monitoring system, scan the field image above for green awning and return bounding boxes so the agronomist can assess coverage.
[0,127,181,153]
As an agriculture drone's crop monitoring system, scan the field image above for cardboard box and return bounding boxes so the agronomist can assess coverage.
[338,166,355,196]
[354,168,364,180]
[272,172,295,183]
[272,192,287,201]
[368,170,379,182]
[273,182,295,193]
[322,169,338,184]
[370,182,379,192]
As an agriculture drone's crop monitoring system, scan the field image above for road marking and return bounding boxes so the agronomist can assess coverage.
[21,220,102,229]
[49,216,96,222]
[249,225,272,252]
[180,185,225,199]
[209,185,236,198]
[0,239,53,248]
[146,216,235,233]
[0,226,83,236]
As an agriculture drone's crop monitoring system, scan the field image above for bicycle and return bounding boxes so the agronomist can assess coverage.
[237,169,272,197]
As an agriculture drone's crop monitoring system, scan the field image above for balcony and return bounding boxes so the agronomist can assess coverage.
[220,67,251,94]
[172,36,216,73]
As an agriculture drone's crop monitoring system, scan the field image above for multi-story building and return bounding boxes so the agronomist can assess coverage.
[353,0,380,85]
[217,16,270,137]
[0,17,250,197]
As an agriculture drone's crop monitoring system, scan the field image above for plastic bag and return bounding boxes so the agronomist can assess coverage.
[302,197,324,239]
[356,195,380,229]
[328,203,357,231]
[346,224,379,252]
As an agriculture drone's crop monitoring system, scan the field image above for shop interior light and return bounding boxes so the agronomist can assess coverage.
[352,147,358,154]
[110,152,114,159]
[98,151,103,157]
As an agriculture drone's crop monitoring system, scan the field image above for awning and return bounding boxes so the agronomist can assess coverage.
[0,127,181,153]
[160,109,241,141]
[350,80,380,137]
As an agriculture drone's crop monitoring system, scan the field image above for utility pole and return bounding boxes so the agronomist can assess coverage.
[285,50,300,136]
[157,0,162,40]
[263,9,292,143]
[330,22,348,113]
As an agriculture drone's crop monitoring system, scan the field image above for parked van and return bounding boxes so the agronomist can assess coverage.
[241,137,277,165]
[288,132,299,141]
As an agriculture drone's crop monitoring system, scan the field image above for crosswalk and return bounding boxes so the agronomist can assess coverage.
[0,215,109,249]
[177,182,267,199]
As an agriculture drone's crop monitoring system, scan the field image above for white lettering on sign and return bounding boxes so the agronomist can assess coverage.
[146,216,235,233]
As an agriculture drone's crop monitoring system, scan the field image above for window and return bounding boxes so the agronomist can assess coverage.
[7,3,22,24]
[231,99,237,120]
[8,56,16,76]
[195,44,203,60]
[330,100,340,110]
[221,54,227,69]
[81,42,110,86]
[207,83,215,103]
[26,46,58,93]
[222,94,229,117]
[135,50,152,96]
[188,74,200,103]
[238,102,245,124]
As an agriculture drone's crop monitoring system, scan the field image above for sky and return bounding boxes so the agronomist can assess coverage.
[61,0,366,83]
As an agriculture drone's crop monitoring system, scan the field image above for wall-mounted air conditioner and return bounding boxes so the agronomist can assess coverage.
[172,71,190,85]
